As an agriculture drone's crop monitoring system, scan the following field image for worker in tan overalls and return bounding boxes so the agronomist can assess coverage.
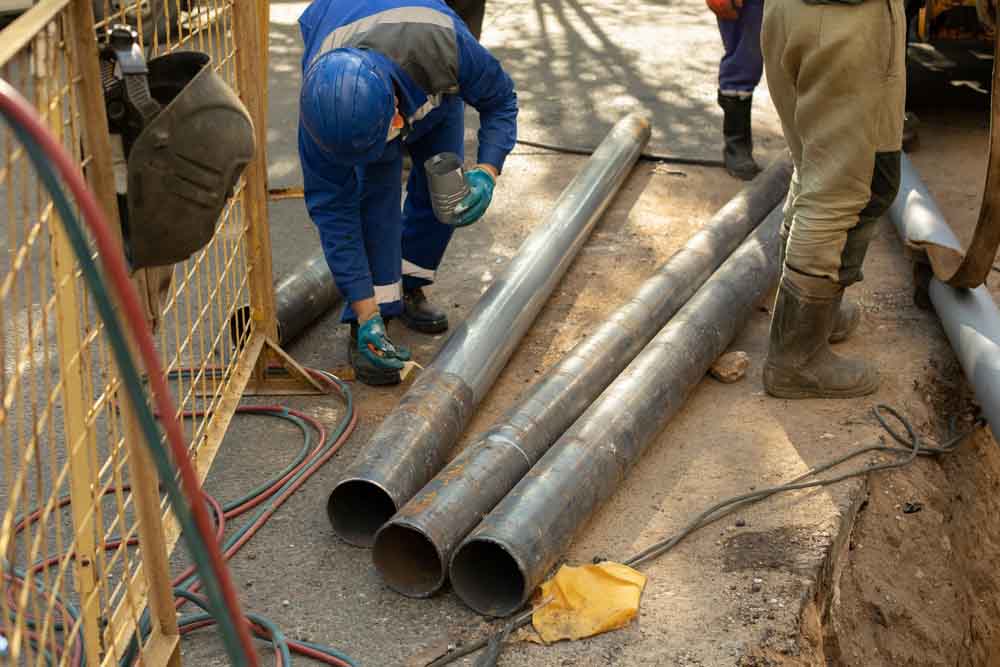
[761,0,906,399]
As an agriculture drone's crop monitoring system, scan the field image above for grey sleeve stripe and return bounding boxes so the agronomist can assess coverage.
[409,93,443,124]
[315,7,454,60]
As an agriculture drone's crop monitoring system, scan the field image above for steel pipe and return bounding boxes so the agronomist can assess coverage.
[327,113,652,547]
[450,208,784,616]
[373,159,793,597]
[230,252,341,347]
[889,154,1000,440]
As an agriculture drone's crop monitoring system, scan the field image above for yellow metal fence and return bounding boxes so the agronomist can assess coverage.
[0,1,311,665]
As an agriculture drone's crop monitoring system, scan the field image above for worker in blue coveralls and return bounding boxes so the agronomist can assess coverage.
[297,0,518,386]
[707,0,764,180]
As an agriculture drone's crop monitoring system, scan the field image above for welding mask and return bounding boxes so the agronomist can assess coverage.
[123,51,255,268]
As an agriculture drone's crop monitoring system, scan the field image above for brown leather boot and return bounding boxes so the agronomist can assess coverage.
[763,272,878,399]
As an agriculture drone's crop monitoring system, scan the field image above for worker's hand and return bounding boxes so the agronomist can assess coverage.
[706,0,742,20]
[453,166,496,227]
[357,314,411,370]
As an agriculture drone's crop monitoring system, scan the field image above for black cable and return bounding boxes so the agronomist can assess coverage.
[424,404,983,667]
[514,138,726,168]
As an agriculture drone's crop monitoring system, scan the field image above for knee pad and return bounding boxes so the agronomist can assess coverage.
[860,151,901,220]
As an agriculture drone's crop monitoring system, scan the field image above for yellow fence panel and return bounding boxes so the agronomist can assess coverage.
[0,0,308,665]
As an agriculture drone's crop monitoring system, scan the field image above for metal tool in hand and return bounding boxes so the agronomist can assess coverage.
[426,152,470,225]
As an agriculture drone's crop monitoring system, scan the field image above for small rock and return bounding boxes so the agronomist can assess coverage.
[282,599,290,607]
[751,581,762,593]
[710,351,750,383]
[902,501,923,514]
[735,518,747,528]
[820,433,835,440]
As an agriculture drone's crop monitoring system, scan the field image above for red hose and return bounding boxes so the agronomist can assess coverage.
[0,81,258,664]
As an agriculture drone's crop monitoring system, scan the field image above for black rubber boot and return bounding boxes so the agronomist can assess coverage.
[902,111,920,153]
[401,287,449,334]
[718,91,762,181]
[763,272,878,399]
[349,322,401,386]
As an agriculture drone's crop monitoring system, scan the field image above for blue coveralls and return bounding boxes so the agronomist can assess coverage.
[298,0,518,322]
[717,0,764,96]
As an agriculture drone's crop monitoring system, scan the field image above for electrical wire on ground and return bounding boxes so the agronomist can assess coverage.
[425,404,985,667]
[512,137,726,168]
[268,138,727,201]
[0,78,358,665]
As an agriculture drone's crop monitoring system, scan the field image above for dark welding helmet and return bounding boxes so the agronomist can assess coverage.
[123,51,255,268]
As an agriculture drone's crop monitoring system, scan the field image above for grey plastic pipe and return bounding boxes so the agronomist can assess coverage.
[449,207,784,616]
[888,154,1000,441]
[327,113,653,547]
[373,159,793,597]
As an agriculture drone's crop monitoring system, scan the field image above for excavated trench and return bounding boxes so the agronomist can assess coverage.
[745,361,1000,667]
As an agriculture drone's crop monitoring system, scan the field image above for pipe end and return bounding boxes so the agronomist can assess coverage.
[372,522,447,598]
[450,537,528,617]
[228,305,252,349]
[327,479,397,548]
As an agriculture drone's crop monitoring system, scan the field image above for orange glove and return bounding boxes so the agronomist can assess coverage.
[706,0,742,20]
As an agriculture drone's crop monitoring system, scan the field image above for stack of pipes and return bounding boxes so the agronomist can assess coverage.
[317,113,795,616]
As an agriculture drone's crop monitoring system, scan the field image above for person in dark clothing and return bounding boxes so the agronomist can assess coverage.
[706,0,764,180]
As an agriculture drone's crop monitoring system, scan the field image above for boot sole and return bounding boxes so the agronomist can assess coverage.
[349,346,402,386]
[401,312,449,335]
[763,367,879,400]
[353,363,402,386]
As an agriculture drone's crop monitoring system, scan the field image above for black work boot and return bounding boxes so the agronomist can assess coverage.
[349,322,401,386]
[763,272,878,399]
[780,240,861,344]
[401,287,449,334]
[718,91,762,181]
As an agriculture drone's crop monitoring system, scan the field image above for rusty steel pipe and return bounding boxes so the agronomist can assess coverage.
[450,207,784,616]
[327,114,652,547]
[230,252,341,347]
[372,159,792,597]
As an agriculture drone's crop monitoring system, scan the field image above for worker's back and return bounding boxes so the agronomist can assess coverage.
[299,0,463,81]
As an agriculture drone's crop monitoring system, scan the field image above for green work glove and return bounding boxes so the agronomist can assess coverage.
[358,314,411,370]
[453,167,495,227]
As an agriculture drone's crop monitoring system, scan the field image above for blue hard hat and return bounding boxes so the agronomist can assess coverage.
[300,48,395,165]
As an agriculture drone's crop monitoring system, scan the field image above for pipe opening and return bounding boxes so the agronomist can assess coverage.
[450,539,526,617]
[372,523,446,598]
[327,480,396,547]
[228,305,252,349]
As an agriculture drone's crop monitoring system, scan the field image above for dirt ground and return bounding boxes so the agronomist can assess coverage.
[801,43,1000,667]
[179,3,996,666]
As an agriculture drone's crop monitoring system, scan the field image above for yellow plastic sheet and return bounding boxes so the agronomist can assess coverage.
[531,562,647,643]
